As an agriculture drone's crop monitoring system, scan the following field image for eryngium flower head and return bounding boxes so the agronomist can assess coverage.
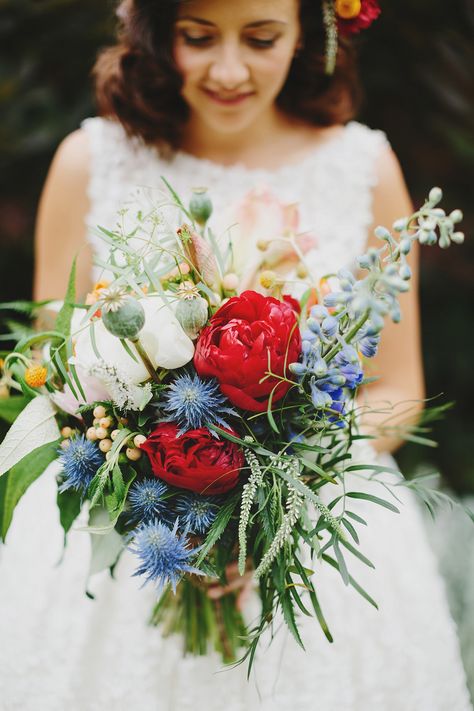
[58,435,103,493]
[128,479,171,525]
[163,373,236,434]
[129,519,203,593]
[175,493,218,534]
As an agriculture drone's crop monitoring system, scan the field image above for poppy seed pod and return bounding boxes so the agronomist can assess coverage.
[102,296,145,340]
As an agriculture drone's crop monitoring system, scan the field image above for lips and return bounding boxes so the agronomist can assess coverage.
[203,89,254,105]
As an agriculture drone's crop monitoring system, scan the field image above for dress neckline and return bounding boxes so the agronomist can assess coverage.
[161,121,357,180]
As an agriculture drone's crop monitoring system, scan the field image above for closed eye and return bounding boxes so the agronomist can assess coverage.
[182,33,278,49]
[182,34,213,46]
[248,37,277,48]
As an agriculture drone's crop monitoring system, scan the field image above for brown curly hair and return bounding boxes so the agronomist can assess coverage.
[94,0,362,154]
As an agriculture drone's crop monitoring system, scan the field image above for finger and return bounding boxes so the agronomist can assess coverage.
[207,572,253,600]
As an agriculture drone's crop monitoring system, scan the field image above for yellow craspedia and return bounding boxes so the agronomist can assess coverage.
[335,0,362,20]
[25,365,48,388]
[259,270,278,289]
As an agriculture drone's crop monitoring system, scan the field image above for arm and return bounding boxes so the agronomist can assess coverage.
[33,129,92,305]
[357,146,425,454]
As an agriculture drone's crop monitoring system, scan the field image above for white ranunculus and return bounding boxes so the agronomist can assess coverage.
[73,296,194,384]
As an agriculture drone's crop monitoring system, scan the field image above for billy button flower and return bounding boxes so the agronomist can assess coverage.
[336,0,361,19]
[25,364,48,388]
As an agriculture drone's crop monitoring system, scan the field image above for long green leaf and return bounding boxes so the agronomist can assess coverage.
[57,487,82,545]
[0,440,59,542]
[322,554,378,609]
[195,490,240,565]
[55,257,77,337]
[0,396,31,424]
[345,491,400,514]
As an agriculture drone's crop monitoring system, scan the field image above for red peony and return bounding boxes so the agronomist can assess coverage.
[283,294,301,315]
[337,0,381,36]
[141,423,245,495]
[194,290,301,412]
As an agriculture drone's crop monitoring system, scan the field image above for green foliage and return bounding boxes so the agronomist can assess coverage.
[0,439,59,542]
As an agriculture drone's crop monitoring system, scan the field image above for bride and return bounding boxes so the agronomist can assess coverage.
[1,0,471,708]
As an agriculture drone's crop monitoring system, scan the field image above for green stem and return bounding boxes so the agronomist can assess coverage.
[129,336,161,384]
[325,311,370,363]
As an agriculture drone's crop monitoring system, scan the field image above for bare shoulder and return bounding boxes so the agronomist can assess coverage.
[370,143,413,231]
[48,128,90,183]
[34,128,93,300]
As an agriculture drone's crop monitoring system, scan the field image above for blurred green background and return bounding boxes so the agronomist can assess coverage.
[1,0,472,490]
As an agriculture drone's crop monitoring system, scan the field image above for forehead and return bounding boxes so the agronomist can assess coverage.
[176,0,299,25]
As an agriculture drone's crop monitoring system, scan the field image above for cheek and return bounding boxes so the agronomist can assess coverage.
[173,45,206,87]
[253,50,294,91]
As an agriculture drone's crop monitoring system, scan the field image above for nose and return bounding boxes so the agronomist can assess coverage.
[207,41,250,89]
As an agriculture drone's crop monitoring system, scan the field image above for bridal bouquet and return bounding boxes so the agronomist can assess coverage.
[0,182,467,670]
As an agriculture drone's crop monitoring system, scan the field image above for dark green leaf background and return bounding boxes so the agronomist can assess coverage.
[0,0,473,489]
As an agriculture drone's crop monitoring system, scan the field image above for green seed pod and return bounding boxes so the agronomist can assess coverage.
[189,188,213,227]
[175,296,209,339]
[102,297,145,339]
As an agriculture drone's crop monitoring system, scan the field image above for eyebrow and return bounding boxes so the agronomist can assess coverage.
[176,16,287,28]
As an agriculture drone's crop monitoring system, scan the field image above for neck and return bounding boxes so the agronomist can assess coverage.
[179,106,295,166]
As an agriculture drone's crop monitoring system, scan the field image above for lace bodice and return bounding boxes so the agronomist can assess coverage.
[82,117,388,284]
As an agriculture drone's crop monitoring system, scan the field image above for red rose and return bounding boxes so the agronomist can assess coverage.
[337,0,381,36]
[141,423,244,495]
[194,290,301,412]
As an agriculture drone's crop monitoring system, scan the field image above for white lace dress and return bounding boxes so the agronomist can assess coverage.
[0,118,471,711]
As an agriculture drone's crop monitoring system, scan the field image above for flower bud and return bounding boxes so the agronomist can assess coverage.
[313,356,328,378]
[93,405,107,419]
[296,263,308,279]
[126,447,142,461]
[428,187,442,204]
[307,318,322,335]
[102,293,145,340]
[322,316,338,339]
[449,209,463,224]
[99,438,113,453]
[400,238,412,255]
[176,295,209,339]
[310,305,328,320]
[222,273,239,292]
[289,362,307,376]
[259,270,277,289]
[393,218,409,232]
[451,231,465,244]
[420,218,436,231]
[189,188,213,227]
[399,264,412,280]
[374,226,392,241]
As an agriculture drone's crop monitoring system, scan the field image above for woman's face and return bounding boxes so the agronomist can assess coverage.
[173,0,301,136]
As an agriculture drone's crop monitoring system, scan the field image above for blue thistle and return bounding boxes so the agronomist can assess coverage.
[163,373,236,434]
[128,479,172,525]
[58,435,103,494]
[129,519,203,593]
[175,493,218,535]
